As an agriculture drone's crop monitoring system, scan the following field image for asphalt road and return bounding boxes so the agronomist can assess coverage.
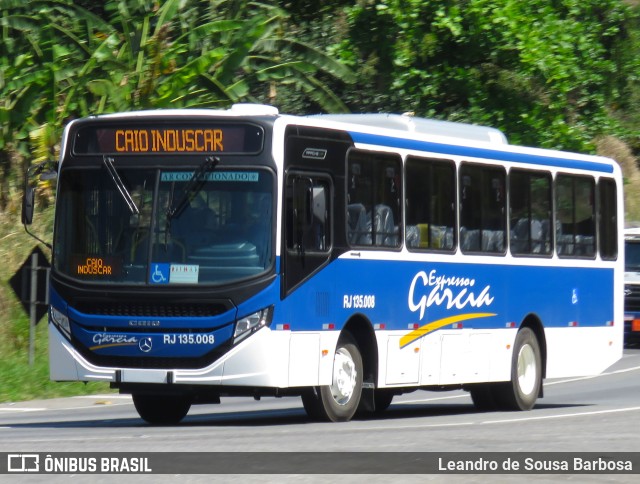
[1,343,639,482]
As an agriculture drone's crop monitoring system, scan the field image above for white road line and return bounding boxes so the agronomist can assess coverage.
[546,365,640,385]
[0,408,47,413]
[350,406,640,433]
[72,394,131,400]
[397,394,469,404]
[481,406,640,424]
[0,395,131,414]
[396,364,640,404]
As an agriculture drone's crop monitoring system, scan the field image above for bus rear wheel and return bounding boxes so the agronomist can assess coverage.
[302,335,363,422]
[493,327,542,411]
[469,384,497,411]
[132,393,192,425]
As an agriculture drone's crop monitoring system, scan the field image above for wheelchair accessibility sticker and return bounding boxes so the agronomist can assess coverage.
[150,263,199,284]
[150,263,170,284]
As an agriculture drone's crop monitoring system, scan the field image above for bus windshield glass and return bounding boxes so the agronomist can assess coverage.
[625,238,640,272]
[53,167,274,285]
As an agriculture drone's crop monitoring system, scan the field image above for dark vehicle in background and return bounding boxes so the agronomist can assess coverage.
[624,228,640,343]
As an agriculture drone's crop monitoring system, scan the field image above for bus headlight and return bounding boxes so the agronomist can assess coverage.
[234,306,274,343]
[50,306,71,339]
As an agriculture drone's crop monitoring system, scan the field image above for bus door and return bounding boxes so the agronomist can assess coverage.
[282,131,351,295]
[284,171,332,293]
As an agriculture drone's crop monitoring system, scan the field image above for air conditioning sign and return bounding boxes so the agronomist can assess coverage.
[302,148,327,160]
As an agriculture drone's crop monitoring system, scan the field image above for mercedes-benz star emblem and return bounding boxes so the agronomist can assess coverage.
[138,337,153,353]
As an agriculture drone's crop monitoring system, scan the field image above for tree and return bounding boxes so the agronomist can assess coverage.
[80,0,354,112]
[336,0,635,151]
[0,0,108,208]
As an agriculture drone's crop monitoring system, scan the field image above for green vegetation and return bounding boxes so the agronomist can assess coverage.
[1,0,640,402]
[0,203,113,401]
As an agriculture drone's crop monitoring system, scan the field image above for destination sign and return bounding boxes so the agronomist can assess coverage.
[73,124,264,155]
[71,255,122,278]
[114,128,225,153]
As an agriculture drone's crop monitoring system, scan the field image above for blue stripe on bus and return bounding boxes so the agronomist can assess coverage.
[277,258,615,341]
[349,131,614,174]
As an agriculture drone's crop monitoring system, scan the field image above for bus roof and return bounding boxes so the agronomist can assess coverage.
[310,113,508,145]
[71,104,619,175]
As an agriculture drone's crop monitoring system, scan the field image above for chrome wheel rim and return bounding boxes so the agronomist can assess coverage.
[517,343,537,396]
[331,347,357,405]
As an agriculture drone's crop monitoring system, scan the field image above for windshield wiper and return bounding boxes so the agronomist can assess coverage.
[103,156,139,215]
[166,156,219,221]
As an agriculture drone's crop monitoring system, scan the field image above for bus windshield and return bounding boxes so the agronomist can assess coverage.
[53,166,274,285]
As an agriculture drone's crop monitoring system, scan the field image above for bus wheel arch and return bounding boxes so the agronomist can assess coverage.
[342,314,378,389]
[469,314,546,412]
[520,314,547,383]
[302,331,364,421]
[301,315,378,422]
[493,318,545,411]
[343,315,390,414]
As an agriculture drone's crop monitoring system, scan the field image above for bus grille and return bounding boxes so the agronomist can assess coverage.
[624,284,640,312]
[74,301,228,318]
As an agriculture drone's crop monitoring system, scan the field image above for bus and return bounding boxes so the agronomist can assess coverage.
[23,104,624,424]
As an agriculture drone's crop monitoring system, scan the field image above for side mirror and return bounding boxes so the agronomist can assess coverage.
[21,160,59,225]
[22,182,35,225]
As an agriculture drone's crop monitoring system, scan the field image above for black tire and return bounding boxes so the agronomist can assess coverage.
[469,384,497,411]
[373,390,394,413]
[493,327,542,411]
[301,388,325,420]
[132,394,192,425]
[302,335,363,422]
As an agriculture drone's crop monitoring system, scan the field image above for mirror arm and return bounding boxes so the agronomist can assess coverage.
[21,160,57,250]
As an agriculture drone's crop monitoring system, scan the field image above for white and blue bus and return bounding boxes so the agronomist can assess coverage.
[23,104,624,423]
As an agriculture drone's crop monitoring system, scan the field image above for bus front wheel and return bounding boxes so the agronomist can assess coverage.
[302,335,363,422]
[132,393,192,425]
[493,327,542,411]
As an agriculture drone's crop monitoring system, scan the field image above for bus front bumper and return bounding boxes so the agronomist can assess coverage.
[49,323,338,389]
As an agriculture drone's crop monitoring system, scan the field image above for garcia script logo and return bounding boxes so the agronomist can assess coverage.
[408,269,494,320]
[402,269,496,348]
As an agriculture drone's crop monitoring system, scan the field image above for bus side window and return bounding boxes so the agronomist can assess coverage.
[405,156,455,251]
[459,163,506,254]
[598,178,617,260]
[347,150,402,249]
[556,174,596,258]
[509,170,552,256]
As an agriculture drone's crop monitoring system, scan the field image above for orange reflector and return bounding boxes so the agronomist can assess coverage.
[414,347,420,353]
[322,349,329,356]
[632,319,640,332]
